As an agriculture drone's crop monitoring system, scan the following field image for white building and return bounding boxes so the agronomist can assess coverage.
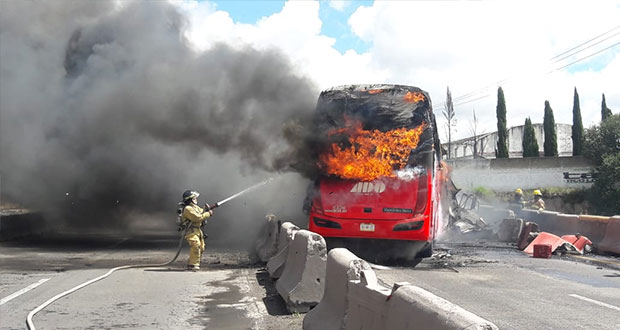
[443,123,573,159]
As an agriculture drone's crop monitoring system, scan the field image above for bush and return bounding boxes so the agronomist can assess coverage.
[472,186,493,199]
[583,114,620,215]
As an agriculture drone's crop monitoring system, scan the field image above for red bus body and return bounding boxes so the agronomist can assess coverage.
[308,171,440,243]
[306,84,443,260]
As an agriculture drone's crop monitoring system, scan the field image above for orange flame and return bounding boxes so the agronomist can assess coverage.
[320,120,427,181]
[403,91,425,103]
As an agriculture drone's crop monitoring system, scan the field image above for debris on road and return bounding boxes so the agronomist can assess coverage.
[517,221,540,250]
[524,232,593,256]
[446,192,493,238]
[533,244,553,258]
[560,235,593,254]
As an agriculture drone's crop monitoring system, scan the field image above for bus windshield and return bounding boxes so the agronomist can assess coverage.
[313,85,437,181]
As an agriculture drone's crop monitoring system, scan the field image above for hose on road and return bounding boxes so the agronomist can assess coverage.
[26,226,189,330]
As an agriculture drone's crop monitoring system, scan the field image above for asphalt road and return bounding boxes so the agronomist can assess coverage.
[2,232,619,329]
[374,241,620,330]
[0,232,301,330]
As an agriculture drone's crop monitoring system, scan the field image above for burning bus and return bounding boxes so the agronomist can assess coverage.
[305,84,446,263]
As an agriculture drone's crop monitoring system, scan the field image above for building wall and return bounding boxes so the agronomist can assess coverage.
[445,123,573,159]
[447,156,594,192]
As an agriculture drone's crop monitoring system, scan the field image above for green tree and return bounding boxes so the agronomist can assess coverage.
[443,86,457,159]
[572,87,584,155]
[543,100,558,157]
[602,93,613,121]
[495,87,509,158]
[583,114,620,214]
[522,117,539,157]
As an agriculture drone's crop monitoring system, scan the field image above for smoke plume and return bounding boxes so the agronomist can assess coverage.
[0,1,318,243]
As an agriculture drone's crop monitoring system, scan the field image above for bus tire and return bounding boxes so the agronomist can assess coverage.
[417,241,433,258]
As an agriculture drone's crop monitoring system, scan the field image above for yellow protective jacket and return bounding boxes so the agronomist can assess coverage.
[182,203,212,227]
[531,199,546,210]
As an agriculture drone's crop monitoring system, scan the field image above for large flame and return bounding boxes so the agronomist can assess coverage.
[320,120,427,181]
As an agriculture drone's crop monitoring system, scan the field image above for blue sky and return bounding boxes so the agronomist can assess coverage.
[211,0,372,53]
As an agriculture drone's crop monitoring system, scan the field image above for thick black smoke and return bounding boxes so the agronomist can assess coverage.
[0,1,318,243]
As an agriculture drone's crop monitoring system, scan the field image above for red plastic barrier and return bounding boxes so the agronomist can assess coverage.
[561,235,592,253]
[533,244,552,258]
[524,232,566,255]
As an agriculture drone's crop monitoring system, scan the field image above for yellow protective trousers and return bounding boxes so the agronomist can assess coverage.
[185,227,205,267]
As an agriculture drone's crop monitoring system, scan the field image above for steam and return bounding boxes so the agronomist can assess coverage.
[0,1,318,243]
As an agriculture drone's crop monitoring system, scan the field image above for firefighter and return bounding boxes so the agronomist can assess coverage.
[530,189,545,210]
[510,188,525,209]
[180,190,213,271]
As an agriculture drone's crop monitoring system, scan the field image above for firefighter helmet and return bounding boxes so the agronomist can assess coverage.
[515,188,523,195]
[183,190,200,201]
[533,189,542,196]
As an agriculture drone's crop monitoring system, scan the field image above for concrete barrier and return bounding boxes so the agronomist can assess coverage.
[385,284,499,330]
[517,208,540,223]
[266,222,300,278]
[304,248,498,330]
[497,218,523,242]
[276,229,327,313]
[576,215,610,244]
[511,210,609,245]
[303,248,372,330]
[598,216,620,255]
[255,214,280,262]
[534,210,560,232]
[0,212,45,241]
[343,271,391,330]
[549,213,580,235]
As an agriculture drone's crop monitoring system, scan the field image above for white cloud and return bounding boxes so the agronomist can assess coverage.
[348,1,620,138]
[176,0,385,88]
[328,0,351,12]
[176,0,620,139]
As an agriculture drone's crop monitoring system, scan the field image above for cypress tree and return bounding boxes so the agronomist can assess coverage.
[572,87,584,155]
[495,87,509,158]
[602,93,613,121]
[443,86,456,159]
[543,100,558,156]
[522,117,539,157]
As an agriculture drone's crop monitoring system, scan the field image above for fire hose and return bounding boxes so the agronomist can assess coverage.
[26,178,274,330]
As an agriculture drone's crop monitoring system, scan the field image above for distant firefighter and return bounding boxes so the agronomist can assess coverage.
[509,188,525,212]
[179,190,214,271]
[530,189,545,210]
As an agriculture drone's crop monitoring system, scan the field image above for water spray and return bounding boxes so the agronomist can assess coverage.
[204,177,275,211]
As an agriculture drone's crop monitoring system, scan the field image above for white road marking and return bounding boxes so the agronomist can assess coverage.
[0,278,50,306]
[569,294,620,312]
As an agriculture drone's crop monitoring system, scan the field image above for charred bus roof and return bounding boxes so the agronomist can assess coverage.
[314,84,434,133]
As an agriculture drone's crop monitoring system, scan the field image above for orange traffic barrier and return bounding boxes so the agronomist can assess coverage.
[577,215,611,222]
[598,216,620,255]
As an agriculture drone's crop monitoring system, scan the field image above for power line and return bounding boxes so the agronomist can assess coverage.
[434,26,620,113]
[550,25,620,60]
[552,31,620,64]
[550,40,620,73]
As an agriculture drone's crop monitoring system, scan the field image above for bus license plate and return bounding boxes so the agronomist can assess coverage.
[360,223,375,232]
